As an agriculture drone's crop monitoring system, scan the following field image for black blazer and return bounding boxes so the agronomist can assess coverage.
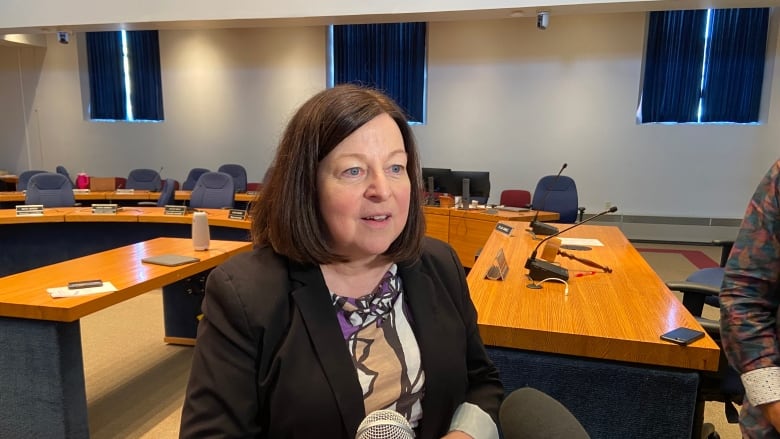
[180,237,503,438]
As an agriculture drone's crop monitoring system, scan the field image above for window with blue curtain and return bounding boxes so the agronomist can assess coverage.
[330,22,427,124]
[86,30,164,122]
[640,8,768,124]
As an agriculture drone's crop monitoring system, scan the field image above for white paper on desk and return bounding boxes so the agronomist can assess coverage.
[559,238,604,247]
[47,282,118,298]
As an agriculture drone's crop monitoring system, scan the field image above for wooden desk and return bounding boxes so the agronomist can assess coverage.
[469,222,718,371]
[173,190,258,203]
[426,207,559,268]
[0,237,251,437]
[468,222,719,438]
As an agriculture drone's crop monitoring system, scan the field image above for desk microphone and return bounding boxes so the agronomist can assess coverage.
[355,410,414,439]
[530,163,567,236]
[525,205,617,281]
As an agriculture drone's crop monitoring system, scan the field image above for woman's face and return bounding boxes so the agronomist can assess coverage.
[317,113,410,262]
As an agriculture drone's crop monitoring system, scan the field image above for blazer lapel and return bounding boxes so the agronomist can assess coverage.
[289,263,366,436]
[398,261,456,439]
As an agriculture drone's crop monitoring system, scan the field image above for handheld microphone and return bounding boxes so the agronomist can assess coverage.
[499,387,590,439]
[530,163,567,236]
[355,410,415,439]
[525,206,617,281]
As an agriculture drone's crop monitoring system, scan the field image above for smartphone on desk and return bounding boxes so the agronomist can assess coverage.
[660,327,705,345]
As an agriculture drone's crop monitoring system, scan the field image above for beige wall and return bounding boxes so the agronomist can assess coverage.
[1,12,779,219]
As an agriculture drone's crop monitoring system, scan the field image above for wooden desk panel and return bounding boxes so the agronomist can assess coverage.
[0,208,65,224]
[467,222,719,372]
[63,206,145,222]
[423,206,449,243]
[447,210,559,268]
[137,207,252,230]
[174,190,259,203]
[0,237,250,322]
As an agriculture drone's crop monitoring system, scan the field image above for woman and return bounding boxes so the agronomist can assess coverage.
[180,84,503,438]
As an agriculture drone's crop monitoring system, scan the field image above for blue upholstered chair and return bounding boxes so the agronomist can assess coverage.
[217,164,247,193]
[182,168,210,191]
[17,170,47,191]
[190,172,235,209]
[25,172,76,207]
[530,175,584,223]
[55,165,74,188]
[156,178,177,207]
[125,168,162,191]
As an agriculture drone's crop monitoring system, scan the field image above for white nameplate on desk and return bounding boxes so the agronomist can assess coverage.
[91,203,118,214]
[16,204,44,216]
[115,188,135,194]
[72,188,91,194]
[228,209,247,220]
[164,205,188,216]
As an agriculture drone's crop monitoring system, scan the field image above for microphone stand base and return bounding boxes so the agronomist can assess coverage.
[525,258,570,282]
[531,221,559,236]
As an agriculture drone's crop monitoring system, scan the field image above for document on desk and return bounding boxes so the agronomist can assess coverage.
[559,238,604,247]
[47,282,118,298]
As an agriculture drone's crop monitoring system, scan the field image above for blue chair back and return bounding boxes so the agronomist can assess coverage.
[17,170,47,191]
[531,175,579,223]
[156,179,177,207]
[25,173,76,207]
[217,164,247,193]
[55,165,74,188]
[126,168,162,191]
[190,172,235,209]
[182,168,210,191]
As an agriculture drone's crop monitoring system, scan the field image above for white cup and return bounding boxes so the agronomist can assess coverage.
[453,196,462,207]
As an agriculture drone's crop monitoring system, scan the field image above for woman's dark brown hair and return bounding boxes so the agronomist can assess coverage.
[250,84,425,264]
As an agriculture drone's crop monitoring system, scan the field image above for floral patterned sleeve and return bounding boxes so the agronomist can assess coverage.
[720,160,780,407]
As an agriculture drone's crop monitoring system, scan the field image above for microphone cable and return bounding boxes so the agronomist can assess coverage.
[526,277,569,296]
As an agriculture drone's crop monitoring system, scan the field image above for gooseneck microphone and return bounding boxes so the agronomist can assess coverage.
[500,387,591,439]
[355,410,415,439]
[525,206,618,281]
[530,163,567,236]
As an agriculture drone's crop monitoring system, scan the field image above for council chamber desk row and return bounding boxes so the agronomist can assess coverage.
[0,189,257,205]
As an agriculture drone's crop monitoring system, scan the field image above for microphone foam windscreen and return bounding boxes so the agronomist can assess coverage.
[499,387,590,439]
[355,409,415,439]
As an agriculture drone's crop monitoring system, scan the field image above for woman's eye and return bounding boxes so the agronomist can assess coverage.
[389,165,404,174]
[344,167,361,177]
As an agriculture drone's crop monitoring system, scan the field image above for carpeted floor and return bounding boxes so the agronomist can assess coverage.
[80,242,741,439]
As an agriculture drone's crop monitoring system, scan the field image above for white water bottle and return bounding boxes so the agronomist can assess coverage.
[192,211,210,250]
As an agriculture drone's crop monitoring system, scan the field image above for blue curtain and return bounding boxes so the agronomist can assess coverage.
[701,8,769,123]
[86,30,164,121]
[126,31,165,121]
[86,32,126,120]
[333,23,426,123]
[641,8,769,124]
[641,10,707,123]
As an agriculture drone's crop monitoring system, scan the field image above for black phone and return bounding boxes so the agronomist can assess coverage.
[660,327,705,345]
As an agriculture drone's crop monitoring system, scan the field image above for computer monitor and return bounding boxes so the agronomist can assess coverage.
[421,167,456,194]
[451,171,491,204]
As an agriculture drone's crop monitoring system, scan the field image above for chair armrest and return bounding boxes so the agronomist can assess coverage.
[666,281,720,317]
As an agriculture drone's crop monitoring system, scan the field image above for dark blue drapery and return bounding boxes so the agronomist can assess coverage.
[333,23,427,123]
[86,30,164,121]
[641,8,768,123]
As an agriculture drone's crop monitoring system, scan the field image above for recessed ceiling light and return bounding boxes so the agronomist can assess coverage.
[509,10,526,18]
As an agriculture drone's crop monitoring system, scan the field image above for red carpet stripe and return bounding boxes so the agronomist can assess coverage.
[635,248,719,270]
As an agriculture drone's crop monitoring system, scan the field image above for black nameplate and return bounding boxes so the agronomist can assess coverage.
[164,205,188,216]
[495,222,514,236]
[228,209,247,220]
[16,204,44,216]
[91,203,118,214]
